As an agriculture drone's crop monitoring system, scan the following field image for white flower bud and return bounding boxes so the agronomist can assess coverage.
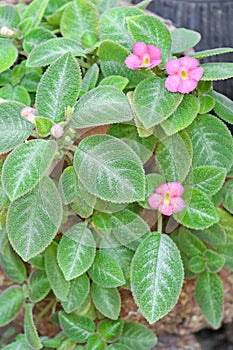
[21,107,37,124]
[0,26,14,36]
[51,124,64,139]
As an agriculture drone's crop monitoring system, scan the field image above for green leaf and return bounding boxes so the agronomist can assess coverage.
[57,223,96,281]
[116,322,157,350]
[59,311,95,342]
[171,28,201,54]
[210,90,233,124]
[60,0,98,42]
[99,75,129,90]
[127,15,171,65]
[188,255,205,274]
[88,250,125,288]
[46,2,70,26]
[27,38,85,67]
[204,250,225,273]
[99,7,143,50]
[177,227,206,258]
[62,274,90,313]
[222,180,233,214]
[0,4,20,28]
[198,94,215,114]
[186,166,227,196]
[217,208,233,243]
[192,223,226,246]
[21,0,49,30]
[71,86,133,128]
[139,173,165,209]
[45,242,70,300]
[197,80,212,93]
[186,114,233,171]
[161,94,199,136]
[131,233,184,324]
[36,52,81,123]
[35,116,53,136]
[44,0,69,16]
[0,286,24,327]
[98,319,123,342]
[3,335,31,350]
[201,63,233,81]
[133,77,183,129]
[0,41,18,73]
[74,135,145,203]
[98,40,153,89]
[7,177,62,261]
[108,345,131,350]
[0,85,30,106]
[96,0,120,14]
[2,139,57,201]
[191,47,233,59]
[79,63,99,97]
[91,283,121,320]
[86,334,106,350]
[174,187,219,230]
[195,271,223,329]
[156,130,192,182]
[70,184,96,218]
[21,72,41,92]
[0,69,11,86]
[107,123,156,164]
[29,269,50,303]
[24,303,42,350]
[23,28,56,54]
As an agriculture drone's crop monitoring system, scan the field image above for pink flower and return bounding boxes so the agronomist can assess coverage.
[51,124,64,138]
[21,107,37,124]
[0,26,14,36]
[124,42,162,70]
[165,56,204,94]
[148,182,185,216]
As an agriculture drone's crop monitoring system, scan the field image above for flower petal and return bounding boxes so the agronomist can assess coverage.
[159,203,173,216]
[171,197,185,213]
[133,42,147,57]
[179,56,199,70]
[165,74,181,92]
[168,182,184,197]
[156,183,169,196]
[166,59,180,75]
[124,54,141,70]
[148,193,163,209]
[147,45,161,59]
[148,58,162,69]
[178,78,198,93]
[189,67,204,81]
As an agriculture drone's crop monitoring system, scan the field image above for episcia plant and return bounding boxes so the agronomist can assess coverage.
[0,0,233,349]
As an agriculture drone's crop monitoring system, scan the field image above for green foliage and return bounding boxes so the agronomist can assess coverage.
[98,319,123,342]
[62,274,90,313]
[0,41,18,74]
[171,28,201,54]
[0,286,24,327]
[0,84,31,105]
[222,179,233,214]
[210,90,233,124]
[201,63,233,81]
[0,4,20,29]
[28,269,50,303]
[24,303,42,349]
[23,27,56,54]
[91,283,121,320]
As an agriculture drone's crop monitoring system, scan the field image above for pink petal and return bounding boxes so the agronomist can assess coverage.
[148,58,162,69]
[189,67,204,81]
[179,56,199,70]
[170,197,185,213]
[133,42,147,57]
[165,74,181,92]
[147,45,161,59]
[148,193,163,209]
[159,203,173,216]
[166,59,180,75]
[124,54,142,70]
[156,183,169,196]
[168,182,184,197]
[178,78,198,93]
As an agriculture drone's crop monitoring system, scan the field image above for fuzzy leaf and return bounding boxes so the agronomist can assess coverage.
[23,27,56,54]
[3,335,31,350]
[131,233,184,324]
[79,63,99,97]
[86,334,106,350]
[211,90,233,124]
[24,303,42,350]
[198,94,215,114]
[222,180,233,214]
[29,269,50,303]
[62,274,90,313]
[191,47,233,59]
[0,286,24,327]
[201,63,233,81]
[74,135,145,203]
[0,41,18,74]
[0,4,20,28]
[59,312,95,342]
[99,75,129,90]
[0,85,31,105]
[177,227,206,258]
[21,0,49,30]
[98,319,123,342]
[171,28,201,54]
[91,283,121,320]
[204,250,225,273]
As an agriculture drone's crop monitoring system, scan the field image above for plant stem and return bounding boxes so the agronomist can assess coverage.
[35,299,55,326]
[157,214,163,233]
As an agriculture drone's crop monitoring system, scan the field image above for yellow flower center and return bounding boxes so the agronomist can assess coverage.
[164,192,170,204]
[143,55,150,66]
[181,70,188,80]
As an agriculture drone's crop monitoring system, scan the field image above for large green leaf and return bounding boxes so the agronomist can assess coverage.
[21,0,49,30]
[186,114,233,171]
[24,303,42,350]
[99,7,143,50]
[27,38,85,67]
[0,41,18,74]
[62,274,90,313]
[7,177,62,261]
[210,90,233,124]
[0,286,24,327]
[57,223,96,281]
[195,271,224,329]
[59,312,95,342]
[201,63,233,81]
[133,77,183,129]
[2,139,57,201]
[131,233,184,324]
[60,0,98,42]
[88,250,125,288]
[0,4,20,28]
[71,86,133,128]
[91,283,121,320]
[174,187,219,230]
[161,94,200,136]
[36,52,81,122]
[74,135,145,203]
[127,15,171,65]
[171,28,201,54]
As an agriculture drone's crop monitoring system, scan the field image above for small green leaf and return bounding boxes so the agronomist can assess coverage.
[62,274,90,313]
[204,250,225,273]
[21,72,41,92]
[192,223,226,246]
[198,94,215,114]
[74,135,146,203]
[36,52,81,123]
[27,38,85,67]
[45,242,70,301]
[35,116,53,136]
[133,77,183,129]
[44,0,68,16]
[91,283,121,320]
[98,319,123,342]
[177,227,206,258]
[99,76,129,90]
[59,311,95,342]
[79,63,99,97]
[0,4,20,28]
[7,177,63,261]
[96,0,120,14]
[171,28,201,54]
[0,85,30,106]
[86,334,106,350]
[0,286,24,327]
[191,47,233,59]
[88,250,125,288]
[201,63,233,81]
[195,271,224,329]
[0,41,18,74]
[57,223,96,281]
[188,256,205,274]
[3,335,31,350]
[23,27,56,54]
[222,180,233,214]
[21,0,49,30]
[46,2,70,26]
[174,187,219,230]
[29,269,50,303]
[131,233,184,324]
[2,139,57,201]
[71,86,133,128]
[116,322,157,350]
[59,166,79,204]
[210,90,233,124]
[24,303,42,350]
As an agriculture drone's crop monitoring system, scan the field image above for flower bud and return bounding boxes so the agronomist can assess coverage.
[50,124,64,139]
[21,107,37,124]
[0,26,14,36]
